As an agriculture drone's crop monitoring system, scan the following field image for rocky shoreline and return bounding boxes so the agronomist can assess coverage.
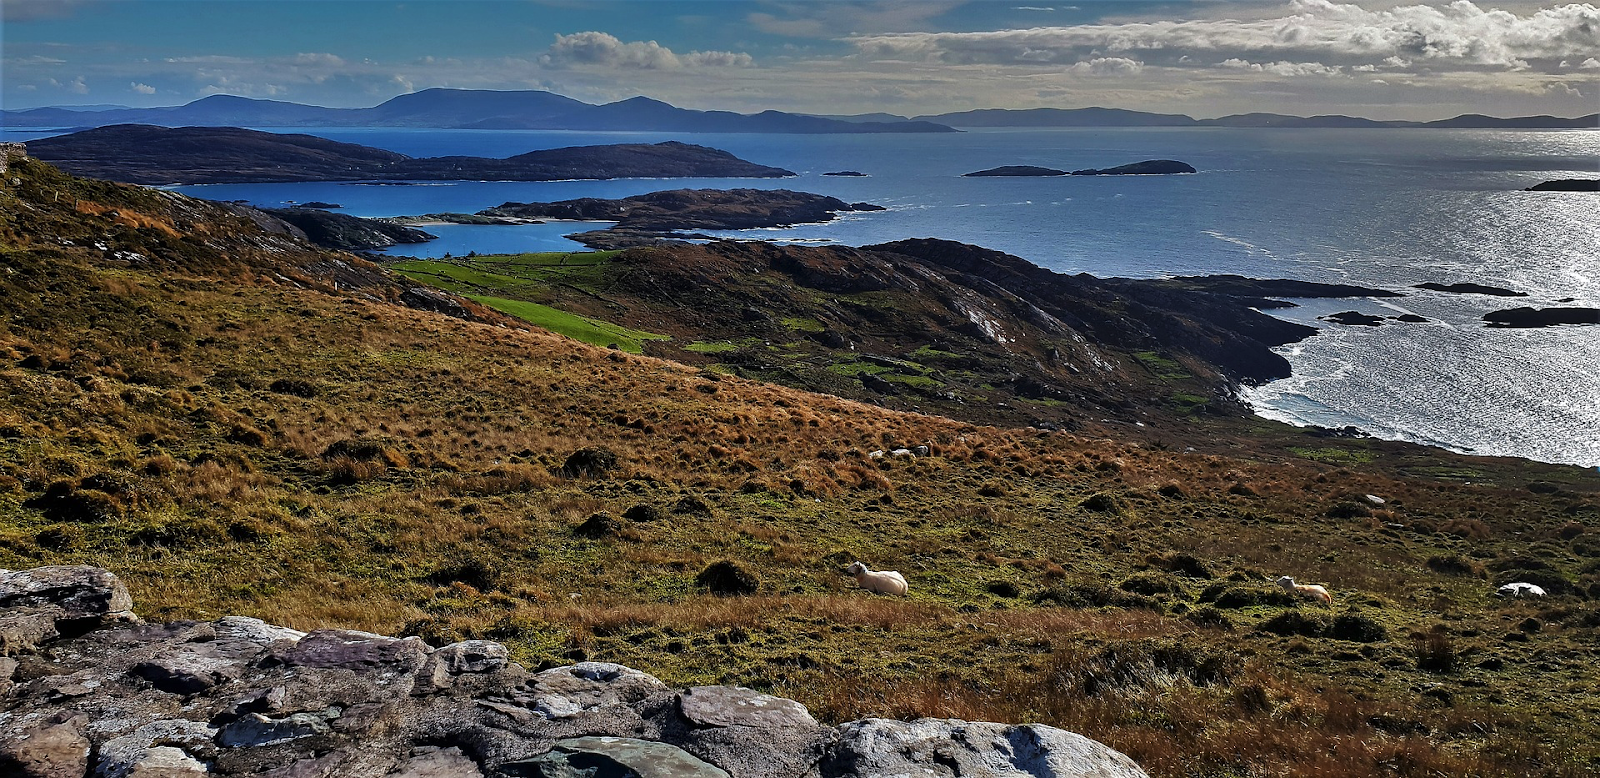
[0,565,1149,778]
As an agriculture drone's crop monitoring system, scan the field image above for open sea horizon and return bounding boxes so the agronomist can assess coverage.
[5,125,1597,468]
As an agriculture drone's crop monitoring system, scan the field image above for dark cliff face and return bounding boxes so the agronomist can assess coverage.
[25,126,795,184]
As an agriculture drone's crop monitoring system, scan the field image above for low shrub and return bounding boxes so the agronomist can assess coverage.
[1426,554,1481,577]
[560,447,618,478]
[1200,582,1297,608]
[1258,611,1330,637]
[1329,612,1388,642]
[1120,571,1185,596]
[696,560,760,596]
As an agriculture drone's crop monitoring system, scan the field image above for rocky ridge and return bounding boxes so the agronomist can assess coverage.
[0,566,1149,778]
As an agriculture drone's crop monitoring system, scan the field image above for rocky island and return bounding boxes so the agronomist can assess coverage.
[1414,282,1528,297]
[964,160,1196,177]
[23,125,796,184]
[1524,179,1600,192]
[478,189,886,250]
[963,165,1069,177]
[1483,306,1600,327]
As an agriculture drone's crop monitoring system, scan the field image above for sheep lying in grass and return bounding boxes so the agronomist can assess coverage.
[1275,575,1333,605]
[846,561,908,596]
[1497,582,1546,598]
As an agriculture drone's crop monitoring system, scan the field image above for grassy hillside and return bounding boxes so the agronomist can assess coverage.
[2,157,1599,776]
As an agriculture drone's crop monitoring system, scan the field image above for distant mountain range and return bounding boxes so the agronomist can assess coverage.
[1,89,957,134]
[6,89,1594,132]
[834,107,1598,129]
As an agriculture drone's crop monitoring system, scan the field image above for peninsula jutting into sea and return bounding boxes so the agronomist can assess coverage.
[3,2,1599,777]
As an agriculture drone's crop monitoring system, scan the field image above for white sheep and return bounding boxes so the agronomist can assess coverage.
[846,561,908,596]
[1275,575,1333,605]
[1497,582,1546,598]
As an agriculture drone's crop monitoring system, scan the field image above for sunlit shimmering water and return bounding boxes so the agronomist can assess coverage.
[5,125,1596,467]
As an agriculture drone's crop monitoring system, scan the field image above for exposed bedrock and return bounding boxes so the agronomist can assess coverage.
[0,566,1150,778]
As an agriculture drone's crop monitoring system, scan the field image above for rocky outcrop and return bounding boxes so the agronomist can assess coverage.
[25,126,796,185]
[262,208,436,251]
[0,142,26,177]
[1483,306,1600,328]
[0,566,1150,778]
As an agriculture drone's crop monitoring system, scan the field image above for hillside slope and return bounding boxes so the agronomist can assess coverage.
[1,156,1598,776]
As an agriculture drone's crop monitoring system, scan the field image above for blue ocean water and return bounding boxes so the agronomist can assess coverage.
[6,125,1597,467]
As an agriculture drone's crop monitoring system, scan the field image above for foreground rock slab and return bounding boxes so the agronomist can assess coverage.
[0,566,1150,778]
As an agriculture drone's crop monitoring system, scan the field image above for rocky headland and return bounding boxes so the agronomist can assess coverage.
[23,125,796,185]
[261,208,436,251]
[0,565,1149,778]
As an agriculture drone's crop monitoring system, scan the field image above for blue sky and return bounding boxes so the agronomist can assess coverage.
[4,0,1597,120]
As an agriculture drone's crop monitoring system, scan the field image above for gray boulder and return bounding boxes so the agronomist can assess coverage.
[387,746,485,778]
[509,736,730,778]
[435,640,510,674]
[0,710,92,778]
[827,718,1149,778]
[0,607,61,655]
[96,719,217,778]
[281,629,430,673]
[527,662,668,719]
[0,566,134,621]
[680,686,817,730]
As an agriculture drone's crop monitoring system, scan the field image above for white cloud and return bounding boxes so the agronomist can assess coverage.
[1582,57,1600,68]
[682,50,756,68]
[49,76,90,94]
[849,1,1600,73]
[130,82,156,94]
[1219,58,1344,76]
[540,31,753,70]
[1066,57,1144,76]
[289,53,346,68]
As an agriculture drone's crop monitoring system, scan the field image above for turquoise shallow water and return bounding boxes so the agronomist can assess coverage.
[6,125,1597,467]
